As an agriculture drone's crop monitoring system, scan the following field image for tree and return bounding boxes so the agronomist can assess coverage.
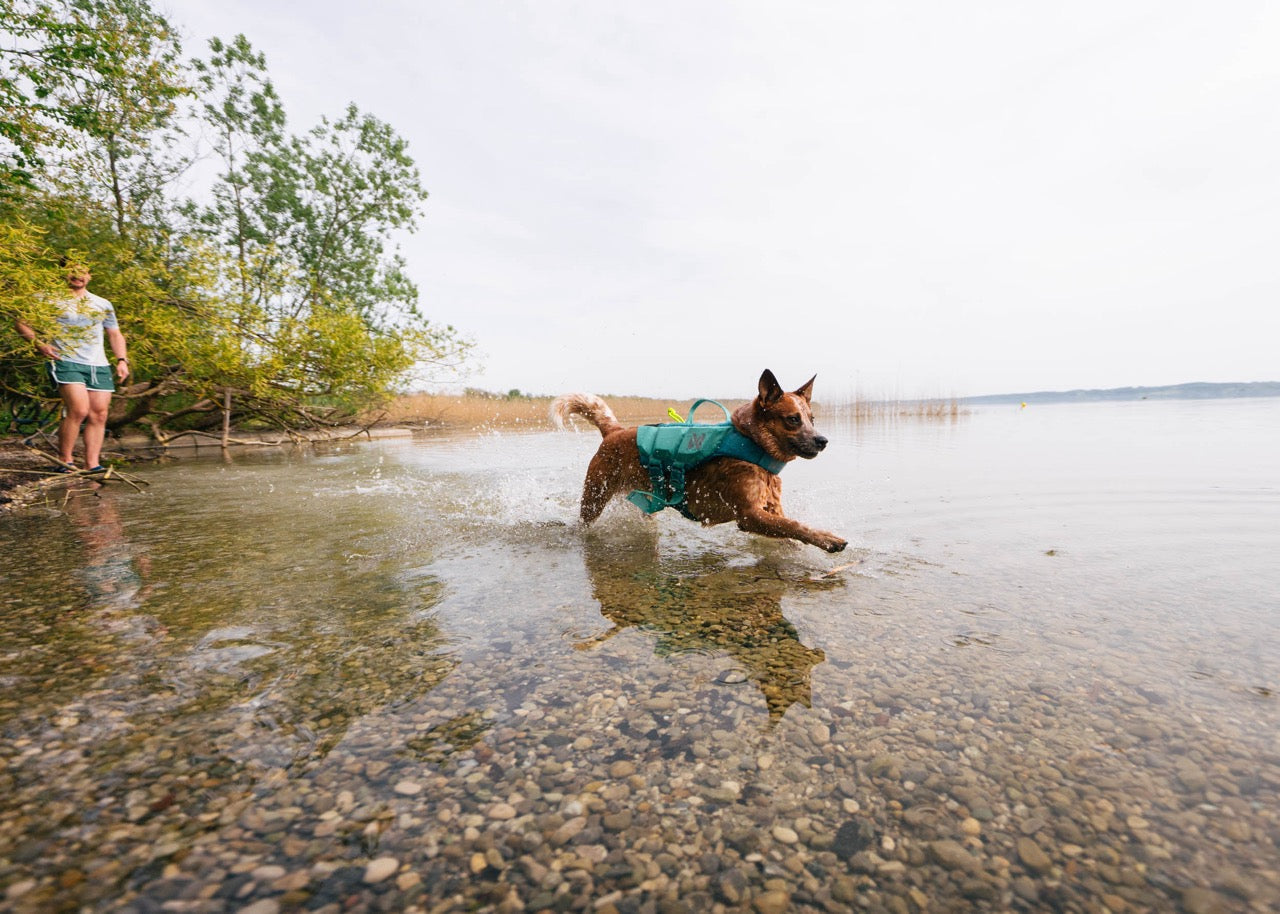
[1,0,188,236]
[188,34,289,307]
[2,14,471,440]
[184,36,469,424]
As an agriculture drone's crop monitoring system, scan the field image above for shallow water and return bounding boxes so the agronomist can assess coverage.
[1,398,1277,912]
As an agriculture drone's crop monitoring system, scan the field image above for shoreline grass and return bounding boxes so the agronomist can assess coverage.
[825,395,967,423]
[367,391,966,430]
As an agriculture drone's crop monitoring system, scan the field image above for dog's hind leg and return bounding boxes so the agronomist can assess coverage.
[578,431,647,525]
[579,454,620,525]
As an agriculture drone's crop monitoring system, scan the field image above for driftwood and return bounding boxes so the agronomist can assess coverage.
[150,428,289,448]
[811,560,864,581]
[21,445,150,492]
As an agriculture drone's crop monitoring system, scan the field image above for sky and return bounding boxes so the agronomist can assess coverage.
[163,0,1280,399]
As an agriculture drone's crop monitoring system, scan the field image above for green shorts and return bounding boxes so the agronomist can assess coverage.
[48,359,115,392]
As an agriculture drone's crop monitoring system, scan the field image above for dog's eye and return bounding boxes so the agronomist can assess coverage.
[784,415,802,428]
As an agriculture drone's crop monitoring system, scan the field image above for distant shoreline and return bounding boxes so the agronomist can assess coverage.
[962,381,1280,406]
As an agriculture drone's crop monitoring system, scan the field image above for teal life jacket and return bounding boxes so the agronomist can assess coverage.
[628,399,786,519]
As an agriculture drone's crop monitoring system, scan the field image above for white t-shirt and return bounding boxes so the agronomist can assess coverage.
[54,292,118,366]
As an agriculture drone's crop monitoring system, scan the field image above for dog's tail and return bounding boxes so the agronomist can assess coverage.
[551,393,625,438]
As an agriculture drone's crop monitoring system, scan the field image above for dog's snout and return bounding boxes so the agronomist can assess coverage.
[814,435,828,451]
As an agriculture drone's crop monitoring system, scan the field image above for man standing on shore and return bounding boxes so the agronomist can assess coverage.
[13,264,129,472]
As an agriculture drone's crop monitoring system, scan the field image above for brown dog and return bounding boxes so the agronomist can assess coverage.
[552,369,847,553]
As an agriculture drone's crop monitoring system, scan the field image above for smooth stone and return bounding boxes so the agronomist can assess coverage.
[551,816,587,845]
[928,840,980,873]
[238,901,280,914]
[1181,886,1228,914]
[830,876,858,904]
[1176,762,1209,792]
[5,881,36,901]
[1016,837,1052,874]
[609,761,636,778]
[753,890,790,914]
[1011,877,1039,902]
[771,825,799,844]
[603,811,633,831]
[868,754,901,777]
[363,857,399,884]
[488,803,517,820]
[714,869,749,904]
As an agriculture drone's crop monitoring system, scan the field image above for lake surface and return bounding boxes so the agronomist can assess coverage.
[1,398,1277,913]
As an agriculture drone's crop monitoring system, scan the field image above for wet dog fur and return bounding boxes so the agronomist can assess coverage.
[552,369,847,553]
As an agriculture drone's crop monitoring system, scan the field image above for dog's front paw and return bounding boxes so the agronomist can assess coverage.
[819,535,847,553]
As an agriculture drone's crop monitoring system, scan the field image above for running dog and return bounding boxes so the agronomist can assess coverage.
[552,369,847,553]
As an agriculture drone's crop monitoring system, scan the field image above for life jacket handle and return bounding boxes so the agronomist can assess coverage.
[684,399,731,425]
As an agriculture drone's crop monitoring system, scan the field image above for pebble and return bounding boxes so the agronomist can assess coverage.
[1181,886,1228,914]
[771,825,799,844]
[753,889,790,914]
[364,857,399,884]
[930,840,981,874]
[1016,837,1053,874]
[5,880,36,901]
[237,902,280,914]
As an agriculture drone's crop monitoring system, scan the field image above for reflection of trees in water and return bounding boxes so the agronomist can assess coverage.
[0,494,457,862]
[58,490,465,772]
[155,572,456,773]
[1,491,465,908]
[579,533,833,722]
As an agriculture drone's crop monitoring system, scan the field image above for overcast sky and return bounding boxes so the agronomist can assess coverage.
[164,1,1280,399]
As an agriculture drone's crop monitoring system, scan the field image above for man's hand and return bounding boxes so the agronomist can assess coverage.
[115,358,130,382]
[36,342,59,359]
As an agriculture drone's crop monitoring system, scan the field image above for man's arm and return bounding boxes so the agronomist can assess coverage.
[14,318,59,359]
[107,325,129,378]
[106,327,129,381]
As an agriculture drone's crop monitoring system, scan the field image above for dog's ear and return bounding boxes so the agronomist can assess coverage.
[794,375,816,404]
[758,369,784,405]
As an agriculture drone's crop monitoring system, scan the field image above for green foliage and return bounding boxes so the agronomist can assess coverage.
[1,0,188,226]
[1,5,472,436]
[0,219,65,387]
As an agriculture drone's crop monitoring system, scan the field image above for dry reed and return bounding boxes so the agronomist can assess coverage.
[369,391,963,430]
[368,392,750,430]
[825,394,966,423]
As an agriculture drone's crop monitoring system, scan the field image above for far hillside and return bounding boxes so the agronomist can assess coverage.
[963,381,1280,406]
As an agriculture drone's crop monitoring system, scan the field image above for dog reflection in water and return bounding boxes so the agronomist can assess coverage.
[576,533,829,723]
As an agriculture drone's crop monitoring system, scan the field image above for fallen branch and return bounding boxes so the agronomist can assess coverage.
[812,560,864,580]
[153,429,289,448]
[20,444,150,490]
